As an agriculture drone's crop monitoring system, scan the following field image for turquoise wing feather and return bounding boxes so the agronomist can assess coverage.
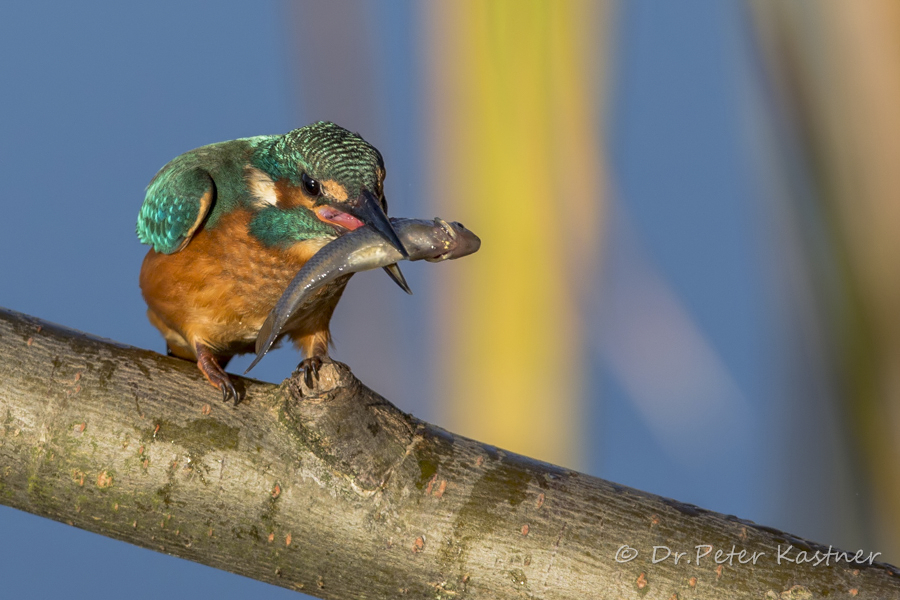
[136,166,215,254]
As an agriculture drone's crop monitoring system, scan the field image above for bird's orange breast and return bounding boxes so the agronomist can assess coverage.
[139,208,333,358]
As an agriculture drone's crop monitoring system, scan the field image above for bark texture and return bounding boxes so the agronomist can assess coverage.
[0,306,897,599]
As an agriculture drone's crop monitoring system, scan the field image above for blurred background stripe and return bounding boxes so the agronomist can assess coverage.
[425,0,610,467]
[752,0,900,562]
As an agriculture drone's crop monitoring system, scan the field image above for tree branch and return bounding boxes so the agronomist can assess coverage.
[0,306,895,599]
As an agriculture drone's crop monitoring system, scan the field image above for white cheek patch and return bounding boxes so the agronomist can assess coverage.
[245,167,278,207]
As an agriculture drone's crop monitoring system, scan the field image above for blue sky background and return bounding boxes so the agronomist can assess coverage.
[0,1,870,598]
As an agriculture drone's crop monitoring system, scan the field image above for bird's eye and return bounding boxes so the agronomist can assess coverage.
[301,173,320,196]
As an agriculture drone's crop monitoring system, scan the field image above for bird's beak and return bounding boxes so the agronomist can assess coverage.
[343,190,409,259]
[383,263,412,295]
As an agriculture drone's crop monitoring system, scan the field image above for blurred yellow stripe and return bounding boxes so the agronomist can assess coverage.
[425,0,609,466]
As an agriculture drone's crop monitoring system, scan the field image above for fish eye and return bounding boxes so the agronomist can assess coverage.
[301,173,320,196]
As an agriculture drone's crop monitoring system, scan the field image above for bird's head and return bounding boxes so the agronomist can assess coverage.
[252,121,407,257]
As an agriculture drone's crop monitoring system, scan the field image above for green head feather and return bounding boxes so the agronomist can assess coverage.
[252,121,384,197]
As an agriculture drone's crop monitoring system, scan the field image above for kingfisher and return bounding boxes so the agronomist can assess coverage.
[137,122,409,402]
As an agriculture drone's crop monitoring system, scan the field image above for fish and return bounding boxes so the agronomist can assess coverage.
[244,217,481,373]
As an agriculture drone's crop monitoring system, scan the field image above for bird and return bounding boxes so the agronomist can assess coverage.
[136,121,409,402]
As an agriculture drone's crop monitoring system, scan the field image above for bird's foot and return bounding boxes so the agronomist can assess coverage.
[196,344,238,404]
[298,356,323,390]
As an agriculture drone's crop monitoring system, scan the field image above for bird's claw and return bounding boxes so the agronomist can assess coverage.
[196,343,240,405]
[299,356,323,390]
[220,379,238,404]
[206,367,238,404]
